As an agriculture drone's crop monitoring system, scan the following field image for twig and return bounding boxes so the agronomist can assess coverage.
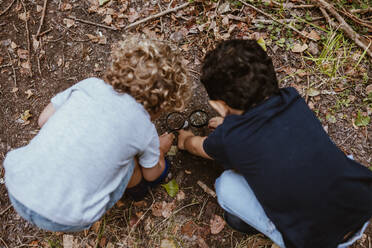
[313,0,372,58]
[271,0,315,9]
[319,7,337,28]
[0,64,11,68]
[38,27,52,37]
[6,49,17,86]
[21,0,33,77]
[0,237,9,248]
[0,0,16,17]
[237,0,317,42]
[350,7,372,14]
[36,0,48,36]
[0,205,11,216]
[37,54,42,76]
[197,180,216,198]
[68,15,118,31]
[125,2,190,30]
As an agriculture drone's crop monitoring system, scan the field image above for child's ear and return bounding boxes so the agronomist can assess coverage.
[209,100,229,117]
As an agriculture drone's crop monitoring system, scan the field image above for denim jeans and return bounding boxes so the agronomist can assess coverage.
[9,160,135,232]
[215,169,369,248]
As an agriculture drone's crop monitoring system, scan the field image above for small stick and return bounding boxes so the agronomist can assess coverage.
[125,2,190,30]
[36,0,48,37]
[0,0,16,17]
[0,237,9,248]
[237,0,317,42]
[38,27,52,37]
[0,64,12,68]
[350,7,372,14]
[37,54,42,76]
[21,0,33,77]
[0,205,11,216]
[67,15,118,31]
[6,50,17,86]
[197,180,216,198]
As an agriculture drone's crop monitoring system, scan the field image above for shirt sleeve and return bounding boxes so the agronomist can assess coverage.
[138,126,160,168]
[51,78,96,109]
[203,126,230,168]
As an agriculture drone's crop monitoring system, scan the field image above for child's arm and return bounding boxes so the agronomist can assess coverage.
[178,130,212,160]
[38,102,56,127]
[141,133,174,181]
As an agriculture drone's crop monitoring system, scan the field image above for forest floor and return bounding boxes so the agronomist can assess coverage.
[0,0,371,247]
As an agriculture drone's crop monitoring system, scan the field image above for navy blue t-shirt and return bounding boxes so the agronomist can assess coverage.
[204,87,372,248]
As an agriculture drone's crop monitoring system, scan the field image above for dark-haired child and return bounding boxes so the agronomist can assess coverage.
[178,39,372,248]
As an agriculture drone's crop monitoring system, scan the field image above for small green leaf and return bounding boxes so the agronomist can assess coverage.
[307,87,320,97]
[257,37,267,51]
[326,113,337,124]
[161,179,179,197]
[355,111,370,127]
[99,0,110,6]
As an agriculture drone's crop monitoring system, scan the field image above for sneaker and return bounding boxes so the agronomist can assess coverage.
[223,211,260,235]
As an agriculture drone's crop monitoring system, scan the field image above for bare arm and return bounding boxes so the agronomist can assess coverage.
[141,133,173,181]
[38,102,56,128]
[178,130,213,160]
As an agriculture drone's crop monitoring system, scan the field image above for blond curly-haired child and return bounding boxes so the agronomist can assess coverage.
[4,36,190,232]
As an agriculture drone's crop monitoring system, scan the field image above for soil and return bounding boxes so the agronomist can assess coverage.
[1,0,371,247]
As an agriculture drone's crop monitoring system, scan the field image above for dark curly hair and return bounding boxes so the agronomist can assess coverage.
[201,39,279,111]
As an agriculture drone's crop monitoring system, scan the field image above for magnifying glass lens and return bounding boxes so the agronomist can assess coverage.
[189,110,208,127]
[166,112,185,131]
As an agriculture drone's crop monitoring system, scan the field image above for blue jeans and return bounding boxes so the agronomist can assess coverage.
[9,160,135,232]
[215,170,369,248]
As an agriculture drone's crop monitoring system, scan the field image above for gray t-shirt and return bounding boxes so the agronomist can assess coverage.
[4,78,160,226]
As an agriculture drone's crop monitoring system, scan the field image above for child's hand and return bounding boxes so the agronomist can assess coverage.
[177,129,195,150]
[208,117,224,129]
[159,132,175,154]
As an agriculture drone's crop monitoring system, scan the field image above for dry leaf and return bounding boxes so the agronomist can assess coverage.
[176,190,185,201]
[36,5,43,12]
[210,214,225,234]
[32,36,40,50]
[99,236,107,248]
[11,41,18,49]
[11,87,19,93]
[185,170,191,175]
[61,3,72,11]
[25,89,33,99]
[197,237,209,248]
[103,15,112,25]
[63,235,79,248]
[116,200,125,207]
[366,84,372,95]
[307,87,320,97]
[127,8,139,23]
[17,49,29,60]
[63,18,75,28]
[151,201,163,217]
[129,215,139,228]
[181,220,197,238]
[21,61,31,69]
[91,220,101,233]
[292,43,308,53]
[160,239,176,248]
[162,201,176,218]
[218,2,230,14]
[308,30,321,41]
[18,11,30,21]
[86,34,107,45]
[29,240,39,247]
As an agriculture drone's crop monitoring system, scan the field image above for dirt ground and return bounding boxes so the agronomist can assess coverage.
[1,0,371,247]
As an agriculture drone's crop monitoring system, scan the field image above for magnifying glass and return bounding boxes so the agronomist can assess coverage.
[166,110,209,132]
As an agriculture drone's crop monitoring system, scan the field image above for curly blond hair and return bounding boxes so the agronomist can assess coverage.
[104,36,191,116]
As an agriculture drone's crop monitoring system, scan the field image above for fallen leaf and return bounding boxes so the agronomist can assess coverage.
[29,240,39,247]
[176,190,185,201]
[218,2,230,14]
[308,30,321,41]
[222,16,229,26]
[63,18,75,28]
[129,215,139,228]
[116,200,125,207]
[210,214,225,234]
[99,236,106,247]
[11,41,18,49]
[60,3,72,11]
[127,8,139,23]
[25,89,33,99]
[57,58,63,67]
[32,36,40,50]
[307,87,320,97]
[11,87,19,93]
[21,61,31,69]
[103,15,112,25]
[160,239,176,248]
[366,84,372,95]
[257,37,267,51]
[106,242,115,248]
[18,11,30,21]
[151,201,163,217]
[91,220,101,233]
[354,111,370,127]
[63,235,78,248]
[36,5,43,12]
[292,43,308,53]
[21,110,32,121]
[99,0,110,6]
[86,34,107,45]
[161,179,179,197]
[184,170,191,175]
[161,201,176,218]
[197,237,209,248]
[167,145,178,156]
[181,220,197,238]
